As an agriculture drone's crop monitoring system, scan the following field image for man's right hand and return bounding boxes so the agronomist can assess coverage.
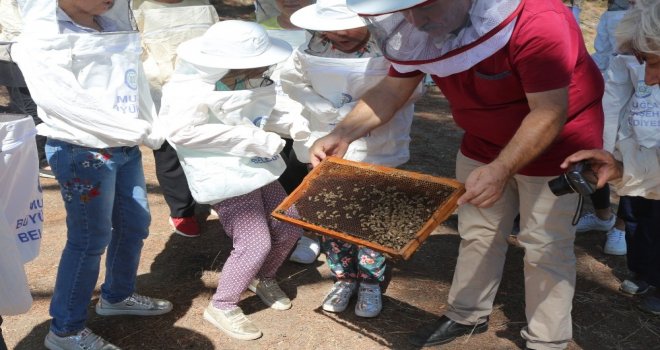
[560,149,624,188]
[309,133,350,167]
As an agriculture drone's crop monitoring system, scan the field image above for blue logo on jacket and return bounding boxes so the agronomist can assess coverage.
[251,155,280,164]
[125,69,138,90]
[635,80,652,99]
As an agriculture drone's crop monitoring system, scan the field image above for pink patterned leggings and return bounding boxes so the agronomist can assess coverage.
[211,181,302,310]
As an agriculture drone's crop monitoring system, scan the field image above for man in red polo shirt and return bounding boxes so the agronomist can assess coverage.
[309,0,604,349]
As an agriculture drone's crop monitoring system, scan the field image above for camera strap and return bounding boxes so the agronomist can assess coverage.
[571,195,584,226]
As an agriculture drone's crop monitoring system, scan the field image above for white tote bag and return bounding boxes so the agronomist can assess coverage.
[0,113,42,315]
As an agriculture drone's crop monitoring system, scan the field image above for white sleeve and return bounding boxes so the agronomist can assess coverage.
[279,53,343,124]
[602,55,634,153]
[137,63,165,149]
[161,90,285,158]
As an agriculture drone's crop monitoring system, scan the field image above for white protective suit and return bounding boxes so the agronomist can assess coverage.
[281,48,424,166]
[0,0,23,61]
[265,29,311,140]
[591,9,627,72]
[0,114,42,316]
[133,0,219,109]
[602,54,660,200]
[10,0,163,150]
[160,62,307,204]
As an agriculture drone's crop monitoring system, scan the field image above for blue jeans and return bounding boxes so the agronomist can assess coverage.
[45,139,151,335]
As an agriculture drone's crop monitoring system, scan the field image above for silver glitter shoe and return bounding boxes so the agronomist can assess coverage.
[44,328,119,350]
[95,292,172,316]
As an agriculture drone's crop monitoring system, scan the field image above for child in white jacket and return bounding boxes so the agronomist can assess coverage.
[133,0,220,238]
[12,1,172,349]
[564,0,660,315]
[160,20,303,340]
[281,0,424,318]
[600,52,660,304]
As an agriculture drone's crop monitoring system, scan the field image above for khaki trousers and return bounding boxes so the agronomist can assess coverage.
[445,152,578,350]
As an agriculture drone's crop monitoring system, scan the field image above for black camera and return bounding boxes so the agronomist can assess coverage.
[548,161,596,197]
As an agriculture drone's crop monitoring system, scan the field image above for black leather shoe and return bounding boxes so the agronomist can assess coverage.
[408,315,488,347]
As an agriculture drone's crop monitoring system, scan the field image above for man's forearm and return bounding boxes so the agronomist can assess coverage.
[493,88,568,176]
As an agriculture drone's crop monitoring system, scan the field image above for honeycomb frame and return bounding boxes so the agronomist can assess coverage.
[272,157,465,260]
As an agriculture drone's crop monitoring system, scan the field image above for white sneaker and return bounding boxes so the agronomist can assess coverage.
[322,280,358,313]
[603,228,626,255]
[354,283,382,318]
[248,278,292,310]
[576,213,615,232]
[289,235,320,264]
[44,328,119,350]
[203,303,262,340]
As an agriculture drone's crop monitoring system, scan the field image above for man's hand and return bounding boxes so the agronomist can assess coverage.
[457,161,511,208]
[560,149,623,188]
[309,133,350,167]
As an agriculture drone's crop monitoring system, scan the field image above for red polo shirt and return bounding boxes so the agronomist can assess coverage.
[390,0,604,176]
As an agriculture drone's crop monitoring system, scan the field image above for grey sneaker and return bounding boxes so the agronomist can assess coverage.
[95,293,172,316]
[638,295,660,316]
[203,303,262,340]
[322,280,357,313]
[603,228,626,255]
[248,278,291,310]
[355,283,382,318]
[620,279,651,295]
[44,328,119,350]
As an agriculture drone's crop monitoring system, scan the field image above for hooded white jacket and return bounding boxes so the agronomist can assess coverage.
[160,62,297,204]
[10,0,163,150]
[602,54,660,200]
[281,47,424,167]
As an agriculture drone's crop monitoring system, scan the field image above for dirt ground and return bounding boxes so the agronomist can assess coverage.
[3,1,660,349]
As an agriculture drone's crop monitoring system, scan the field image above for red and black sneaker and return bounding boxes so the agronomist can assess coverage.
[169,216,201,238]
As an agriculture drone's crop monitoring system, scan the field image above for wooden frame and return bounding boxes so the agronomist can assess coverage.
[272,157,465,260]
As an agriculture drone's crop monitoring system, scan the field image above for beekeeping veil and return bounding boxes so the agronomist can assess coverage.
[346,0,523,77]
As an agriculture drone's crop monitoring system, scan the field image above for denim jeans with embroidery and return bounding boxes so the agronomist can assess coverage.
[45,139,151,335]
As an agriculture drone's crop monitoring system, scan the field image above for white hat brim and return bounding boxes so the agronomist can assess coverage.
[290,4,366,32]
[347,0,427,15]
[176,36,292,69]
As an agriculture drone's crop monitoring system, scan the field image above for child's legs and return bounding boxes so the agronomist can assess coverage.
[257,181,302,279]
[101,146,151,303]
[211,189,272,310]
[625,196,660,287]
[356,248,386,284]
[46,140,118,335]
[321,237,359,280]
[590,184,612,219]
[617,196,638,234]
